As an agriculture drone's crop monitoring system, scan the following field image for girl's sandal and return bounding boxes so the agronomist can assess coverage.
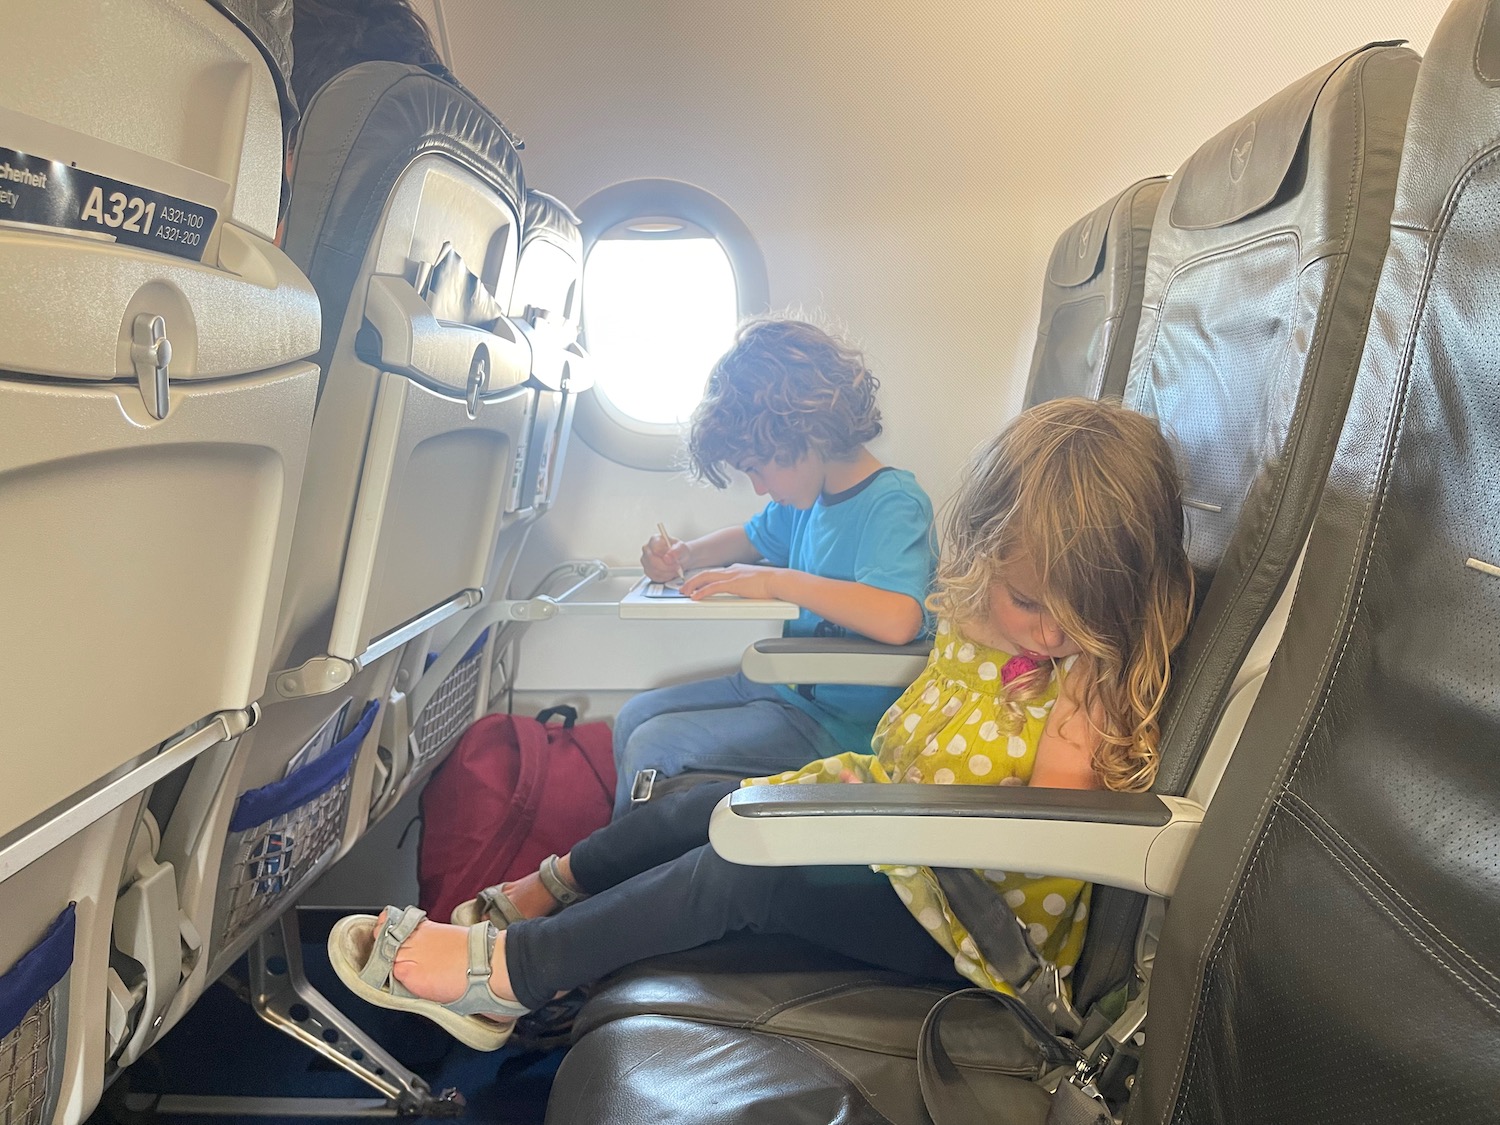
[450,854,589,929]
[537,854,589,907]
[328,905,529,1052]
[450,884,526,928]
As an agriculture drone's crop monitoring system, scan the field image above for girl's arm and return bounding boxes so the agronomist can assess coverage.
[642,526,760,581]
[679,566,924,645]
[1031,661,1106,790]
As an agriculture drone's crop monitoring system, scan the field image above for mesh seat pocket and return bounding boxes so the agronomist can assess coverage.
[0,903,74,1125]
[412,629,489,774]
[215,700,379,948]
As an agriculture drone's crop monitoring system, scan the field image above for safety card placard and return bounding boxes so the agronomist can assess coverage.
[0,145,217,262]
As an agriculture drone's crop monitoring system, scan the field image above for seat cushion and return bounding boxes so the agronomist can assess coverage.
[552,936,1054,1125]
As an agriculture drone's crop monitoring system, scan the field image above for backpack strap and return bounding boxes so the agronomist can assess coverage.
[536,706,615,797]
[483,716,553,876]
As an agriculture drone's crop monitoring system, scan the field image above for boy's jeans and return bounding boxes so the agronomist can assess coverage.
[610,672,840,818]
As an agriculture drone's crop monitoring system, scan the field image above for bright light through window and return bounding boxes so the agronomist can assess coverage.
[585,234,739,425]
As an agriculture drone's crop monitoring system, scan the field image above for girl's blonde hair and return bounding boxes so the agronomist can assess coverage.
[929,398,1194,792]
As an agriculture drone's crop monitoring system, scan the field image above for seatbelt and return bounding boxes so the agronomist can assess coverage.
[917,988,1112,1125]
[934,869,1084,1035]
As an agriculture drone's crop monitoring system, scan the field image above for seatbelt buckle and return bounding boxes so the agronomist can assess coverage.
[1018,961,1085,1037]
[630,768,658,805]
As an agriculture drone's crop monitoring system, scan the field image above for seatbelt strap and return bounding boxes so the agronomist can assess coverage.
[934,868,1083,1034]
[934,869,1042,982]
[917,988,1111,1125]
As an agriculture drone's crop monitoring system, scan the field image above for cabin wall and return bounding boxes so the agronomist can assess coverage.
[438,0,1449,706]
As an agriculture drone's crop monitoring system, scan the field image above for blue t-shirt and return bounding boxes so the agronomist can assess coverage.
[743,466,936,753]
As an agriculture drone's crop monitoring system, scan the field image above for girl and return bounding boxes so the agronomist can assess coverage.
[328,397,1195,1050]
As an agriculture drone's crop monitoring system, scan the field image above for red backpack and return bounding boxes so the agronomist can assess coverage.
[418,706,615,922]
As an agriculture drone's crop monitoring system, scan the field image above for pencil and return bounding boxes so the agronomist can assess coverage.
[656,522,686,582]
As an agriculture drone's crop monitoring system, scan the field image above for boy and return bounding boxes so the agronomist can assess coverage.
[614,317,935,816]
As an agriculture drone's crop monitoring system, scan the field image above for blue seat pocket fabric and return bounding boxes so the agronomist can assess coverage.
[0,903,74,1041]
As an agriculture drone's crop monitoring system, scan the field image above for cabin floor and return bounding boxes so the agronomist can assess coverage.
[89,911,560,1125]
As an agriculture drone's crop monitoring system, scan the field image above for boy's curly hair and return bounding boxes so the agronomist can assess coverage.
[929,398,1195,792]
[688,318,883,487]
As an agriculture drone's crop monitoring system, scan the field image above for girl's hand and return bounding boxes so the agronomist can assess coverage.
[641,532,690,582]
[680,563,783,601]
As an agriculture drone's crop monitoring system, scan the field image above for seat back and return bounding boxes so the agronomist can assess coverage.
[1024,177,1166,405]
[144,61,534,1042]
[373,187,593,816]
[1128,42,1418,799]
[510,189,590,518]
[1138,2,1500,1117]
[0,2,309,1118]
[0,0,317,844]
[1055,41,1423,1013]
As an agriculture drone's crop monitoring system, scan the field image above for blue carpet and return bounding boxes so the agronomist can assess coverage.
[91,913,561,1124]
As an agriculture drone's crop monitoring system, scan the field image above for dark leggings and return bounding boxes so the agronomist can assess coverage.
[503,782,960,1010]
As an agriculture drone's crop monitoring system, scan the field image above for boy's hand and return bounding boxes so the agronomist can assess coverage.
[642,533,689,582]
[680,563,783,601]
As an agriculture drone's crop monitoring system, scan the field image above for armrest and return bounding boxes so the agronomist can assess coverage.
[708,785,1204,897]
[740,638,930,687]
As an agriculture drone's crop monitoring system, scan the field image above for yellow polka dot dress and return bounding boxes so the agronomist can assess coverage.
[745,620,1091,996]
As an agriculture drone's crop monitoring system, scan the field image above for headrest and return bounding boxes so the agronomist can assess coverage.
[1170,43,1401,230]
[1479,0,1500,83]
[283,61,525,392]
[524,190,584,256]
[1047,178,1166,288]
[1047,192,1115,288]
[207,0,295,124]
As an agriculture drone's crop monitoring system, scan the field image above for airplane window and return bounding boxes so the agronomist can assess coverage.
[585,222,738,425]
[573,180,769,470]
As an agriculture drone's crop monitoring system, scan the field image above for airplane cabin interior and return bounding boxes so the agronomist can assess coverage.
[0,0,1495,1123]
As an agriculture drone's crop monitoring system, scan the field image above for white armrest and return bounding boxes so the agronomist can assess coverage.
[740,638,929,687]
[708,785,1204,897]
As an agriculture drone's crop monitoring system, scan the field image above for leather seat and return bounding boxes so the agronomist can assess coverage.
[1135,0,1500,1115]
[1024,177,1166,406]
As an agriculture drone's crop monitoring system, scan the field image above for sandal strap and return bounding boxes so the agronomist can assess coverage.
[448,922,530,1019]
[475,884,528,928]
[538,854,588,907]
[360,905,427,989]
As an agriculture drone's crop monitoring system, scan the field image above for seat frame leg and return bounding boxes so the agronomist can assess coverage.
[127,909,465,1119]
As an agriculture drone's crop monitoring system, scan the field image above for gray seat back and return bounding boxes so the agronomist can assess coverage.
[1129,42,1418,796]
[1025,177,1166,405]
[1065,42,1423,1014]
[512,188,589,517]
[1138,1,1500,1118]
[144,61,532,1042]
[367,187,592,820]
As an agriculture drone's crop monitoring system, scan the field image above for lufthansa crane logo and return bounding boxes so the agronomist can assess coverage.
[1230,120,1257,183]
[1077,214,1095,259]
